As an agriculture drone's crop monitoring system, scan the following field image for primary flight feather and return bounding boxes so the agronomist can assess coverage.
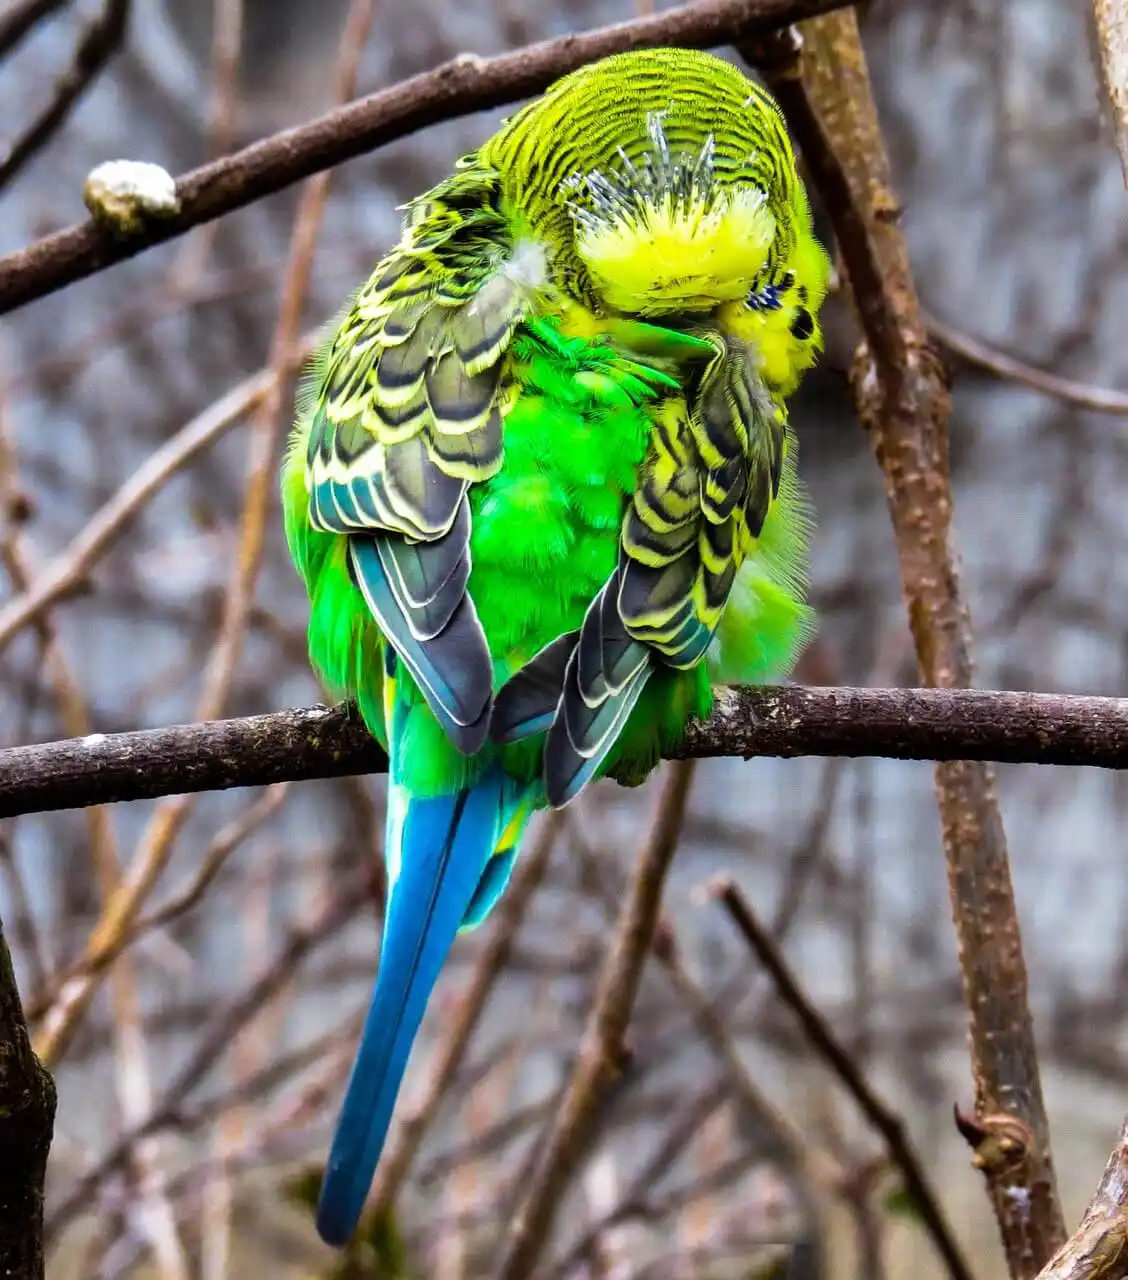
[282,46,829,1246]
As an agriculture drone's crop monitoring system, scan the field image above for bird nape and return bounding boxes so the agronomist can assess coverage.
[280,45,829,1247]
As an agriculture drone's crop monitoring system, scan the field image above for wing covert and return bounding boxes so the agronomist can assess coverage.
[304,160,545,754]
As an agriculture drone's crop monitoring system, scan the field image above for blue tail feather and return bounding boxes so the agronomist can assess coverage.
[462,844,520,930]
[316,764,532,1246]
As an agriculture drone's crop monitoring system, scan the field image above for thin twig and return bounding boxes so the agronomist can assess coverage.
[126,785,288,946]
[0,0,130,193]
[552,1082,730,1277]
[0,0,68,61]
[0,348,315,655]
[927,312,1128,416]
[44,873,372,1243]
[0,359,188,1276]
[169,0,245,289]
[0,834,49,1001]
[497,760,696,1280]
[714,878,975,1280]
[0,0,853,315]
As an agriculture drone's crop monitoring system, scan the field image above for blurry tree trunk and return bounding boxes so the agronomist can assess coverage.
[0,916,55,1279]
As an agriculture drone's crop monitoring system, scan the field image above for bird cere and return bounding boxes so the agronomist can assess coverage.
[281,47,829,1246]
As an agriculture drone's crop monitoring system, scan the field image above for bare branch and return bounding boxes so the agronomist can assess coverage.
[927,311,1128,417]
[0,0,68,62]
[713,878,974,1280]
[498,761,696,1279]
[0,0,130,193]
[0,334,318,655]
[44,872,373,1243]
[750,13,1066,1268]
[0,0,852,316]
[0,911,55,1279]
[1036,1116,1128,1279]
[3,684,1128,819]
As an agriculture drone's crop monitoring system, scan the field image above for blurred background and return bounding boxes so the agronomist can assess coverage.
[0,0,1125,1276]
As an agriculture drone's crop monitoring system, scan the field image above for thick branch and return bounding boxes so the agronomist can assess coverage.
[0,0,851,316]
[3,685,1128,819]
[0,913,55,1279]
[1036,1117,1128,1279]
[753,13,1065,1270]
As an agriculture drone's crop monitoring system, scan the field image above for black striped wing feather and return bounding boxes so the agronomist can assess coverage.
[304,161,535,754]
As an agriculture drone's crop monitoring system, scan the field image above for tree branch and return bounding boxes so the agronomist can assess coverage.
[2,684,1128,819]
[0,0,68,63]
[714,878,974,1280]
[0,911,55,1279]
[1036,1116,1128,1279]
[498,760,696,1279]
[0,0,130,194]
[0,0,852,316]
[749,15,1066,1270]
[926,311,1128,417]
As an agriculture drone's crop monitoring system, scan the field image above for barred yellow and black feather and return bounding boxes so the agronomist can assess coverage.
[304,162,549,752]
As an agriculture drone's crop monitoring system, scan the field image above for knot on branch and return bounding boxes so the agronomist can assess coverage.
[954,1105,1036,1181]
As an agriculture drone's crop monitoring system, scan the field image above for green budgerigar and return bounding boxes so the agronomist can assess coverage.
[282,46,829,1245]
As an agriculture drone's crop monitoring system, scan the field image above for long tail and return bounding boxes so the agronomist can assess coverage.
[316,763,533,1246]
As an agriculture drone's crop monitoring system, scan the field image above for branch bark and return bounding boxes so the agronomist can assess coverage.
[1094,0,1128,191]
[2,685,1128,819]
[0,911,55,1280]
[0,0,852,316]
[748,14,1066,1271]
[1036,1117,1128,1279]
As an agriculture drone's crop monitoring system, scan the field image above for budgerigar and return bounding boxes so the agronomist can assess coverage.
[282,46,829,1246]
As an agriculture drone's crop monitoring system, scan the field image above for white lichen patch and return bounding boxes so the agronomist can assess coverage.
[83,160,180,235]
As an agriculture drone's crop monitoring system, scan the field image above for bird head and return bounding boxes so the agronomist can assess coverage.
[486,49,803,318]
